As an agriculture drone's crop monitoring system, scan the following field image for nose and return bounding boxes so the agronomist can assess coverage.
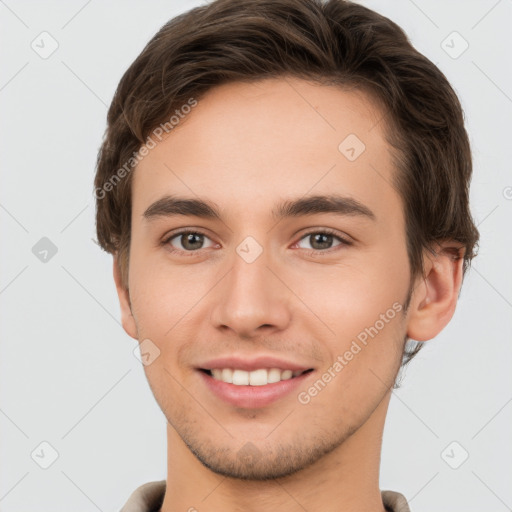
[209,246,292,339]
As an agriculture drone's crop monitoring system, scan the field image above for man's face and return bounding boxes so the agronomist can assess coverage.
[121,77,414,479]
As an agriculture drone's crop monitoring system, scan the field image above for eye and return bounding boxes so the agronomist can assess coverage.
[162,228,351,256]
[295,229,351,253]
[163,230,216,254]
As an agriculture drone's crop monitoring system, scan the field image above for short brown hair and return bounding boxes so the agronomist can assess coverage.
[94,0,479,373]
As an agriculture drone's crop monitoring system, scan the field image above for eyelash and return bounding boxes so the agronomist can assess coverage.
[161,228,352,257]
[294,228,352,256]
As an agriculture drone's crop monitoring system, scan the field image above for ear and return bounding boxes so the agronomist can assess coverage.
[112,255,138,340]
[406,241,465,342]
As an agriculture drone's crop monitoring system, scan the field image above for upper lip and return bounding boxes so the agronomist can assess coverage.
[198,355,315,372]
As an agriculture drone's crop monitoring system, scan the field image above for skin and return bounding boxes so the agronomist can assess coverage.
[113,76,464,512]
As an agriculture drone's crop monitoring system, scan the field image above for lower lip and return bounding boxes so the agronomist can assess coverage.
[198,370,314,409]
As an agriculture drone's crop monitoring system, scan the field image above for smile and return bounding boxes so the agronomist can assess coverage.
[198,368,315,408]
[202,367,312,385]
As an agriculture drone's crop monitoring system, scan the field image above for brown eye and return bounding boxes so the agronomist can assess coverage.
[296,229,351,253]
[307,233,335,250]
[166,231,215,252]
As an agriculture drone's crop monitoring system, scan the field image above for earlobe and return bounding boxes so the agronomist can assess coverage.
[112,256,138,340]
[406,242,465,342]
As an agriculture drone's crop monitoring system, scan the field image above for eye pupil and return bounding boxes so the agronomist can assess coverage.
[182,233,203,250]
[310,233,332,250]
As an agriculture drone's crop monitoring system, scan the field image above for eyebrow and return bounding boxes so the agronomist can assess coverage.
[143,194,376,222]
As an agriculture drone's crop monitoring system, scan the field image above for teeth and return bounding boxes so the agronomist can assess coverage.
[220,368,232,383]
[233,369,249,385]
[209,368,304,386]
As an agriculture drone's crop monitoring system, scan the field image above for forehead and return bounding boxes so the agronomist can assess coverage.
[132,77,401,228]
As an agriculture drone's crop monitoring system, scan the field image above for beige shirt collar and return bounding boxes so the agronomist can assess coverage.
[120,480,411,512]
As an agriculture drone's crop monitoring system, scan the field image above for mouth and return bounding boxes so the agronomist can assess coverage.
[197,367,316,408]
[199,367,314,385]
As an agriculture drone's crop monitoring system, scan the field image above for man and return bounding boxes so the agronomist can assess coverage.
[94,0,479,510]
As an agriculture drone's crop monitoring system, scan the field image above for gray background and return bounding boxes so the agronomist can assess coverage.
[1,0,511,510]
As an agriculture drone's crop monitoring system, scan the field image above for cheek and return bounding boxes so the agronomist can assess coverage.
[288,254,408,392]
[290,256,407,337]
[128,253,175,333]
[128,251,215,341]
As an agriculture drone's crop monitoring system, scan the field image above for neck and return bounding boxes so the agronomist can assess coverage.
[161,391,391,512]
